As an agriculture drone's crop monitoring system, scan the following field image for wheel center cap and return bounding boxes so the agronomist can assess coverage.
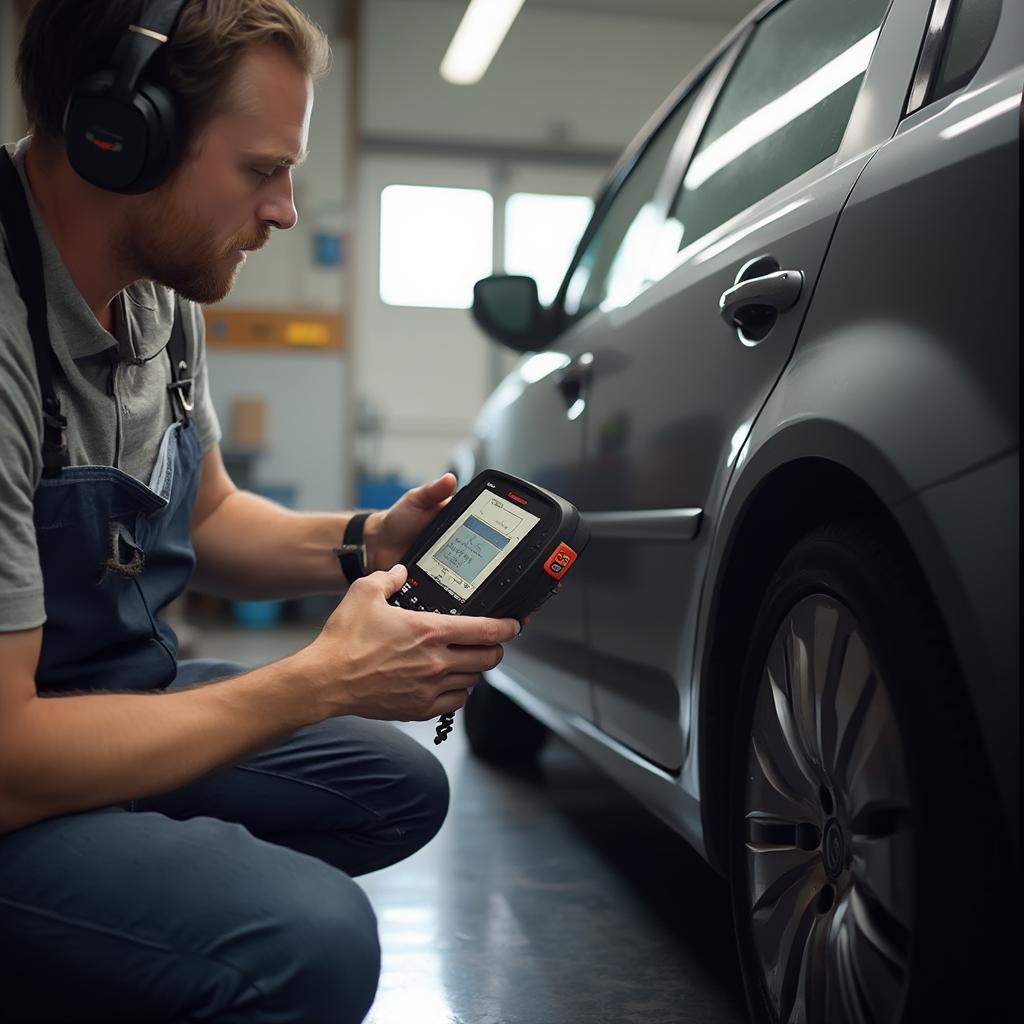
[822,819,846,878]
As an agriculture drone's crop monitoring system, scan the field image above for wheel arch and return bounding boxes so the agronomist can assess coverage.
[697,449,953,876]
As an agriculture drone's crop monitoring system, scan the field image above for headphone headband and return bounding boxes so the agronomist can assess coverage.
[64,0,190,193]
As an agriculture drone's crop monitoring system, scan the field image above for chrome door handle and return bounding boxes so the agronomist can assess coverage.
[719,270,804,328]
[556,352,594,415]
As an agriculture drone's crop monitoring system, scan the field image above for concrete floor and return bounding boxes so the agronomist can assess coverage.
[191,623,749,1024]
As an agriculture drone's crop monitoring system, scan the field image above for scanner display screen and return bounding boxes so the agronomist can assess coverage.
[417,489,540,602]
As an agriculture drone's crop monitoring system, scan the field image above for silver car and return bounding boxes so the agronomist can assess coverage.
[459,0,1020,1021]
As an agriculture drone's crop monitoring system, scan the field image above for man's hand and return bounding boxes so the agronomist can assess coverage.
[298,565,520,722]
[363,474,458,573]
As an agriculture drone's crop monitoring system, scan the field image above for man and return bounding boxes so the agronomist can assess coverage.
[0,2,520,1022]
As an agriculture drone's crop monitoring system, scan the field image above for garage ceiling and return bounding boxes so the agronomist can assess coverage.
[422,0,762,26]
[524,0,760,23]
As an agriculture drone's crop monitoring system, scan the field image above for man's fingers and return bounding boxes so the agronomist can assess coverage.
[444,644,504,674]
[434,615,521,646]
[354,564,407,598]
[427,683,476,718]
[410,473,457,509]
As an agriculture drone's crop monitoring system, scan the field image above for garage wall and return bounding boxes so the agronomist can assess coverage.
[209,25,355,513]
[352,1,734,490]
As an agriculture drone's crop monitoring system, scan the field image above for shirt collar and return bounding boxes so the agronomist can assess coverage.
[8,136,175,364]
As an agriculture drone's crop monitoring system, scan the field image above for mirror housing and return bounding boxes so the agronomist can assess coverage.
[471,275,554,353]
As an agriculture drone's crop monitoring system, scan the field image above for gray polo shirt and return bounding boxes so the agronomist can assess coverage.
[0,136,221,632]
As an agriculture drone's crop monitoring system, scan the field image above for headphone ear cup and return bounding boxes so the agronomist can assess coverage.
[129,82,183,193]
[64,72,183,194]
[65,70,148,192]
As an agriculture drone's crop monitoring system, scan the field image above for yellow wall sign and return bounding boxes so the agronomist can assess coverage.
[203,308,345,352]
[285,321,331,347]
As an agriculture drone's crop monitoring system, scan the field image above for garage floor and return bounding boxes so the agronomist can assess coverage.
[191,623,749,1024]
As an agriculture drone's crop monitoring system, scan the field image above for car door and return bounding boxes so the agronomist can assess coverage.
[470,73,716,721]
[566,0,894,771]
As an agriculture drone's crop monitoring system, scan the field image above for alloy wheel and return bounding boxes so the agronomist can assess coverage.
[743,594,913,1024]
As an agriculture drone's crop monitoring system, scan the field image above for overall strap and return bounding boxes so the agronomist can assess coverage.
[0,148,69,475]
[165,298,193,425]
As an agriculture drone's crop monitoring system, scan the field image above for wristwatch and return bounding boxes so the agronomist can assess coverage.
[335,512,370,584]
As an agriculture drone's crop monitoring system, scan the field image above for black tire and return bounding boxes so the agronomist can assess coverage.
[729,518,1012,1024]
[464,676,548,765]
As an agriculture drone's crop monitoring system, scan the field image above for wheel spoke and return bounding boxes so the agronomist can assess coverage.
[841,686,911,837]
[845,886,907,1021]
[776,887,822,1024]
[827,898,874,1024]
[813,603,845,783]
[829,632,877,792]
[789,907,833,1024]
[747,842,823,1016]
[848,882,909,973]
[749,729,816,825]
[764,638,821,794]
[748,844,820,918]
[849,819,914,931]
[787,601,829,771]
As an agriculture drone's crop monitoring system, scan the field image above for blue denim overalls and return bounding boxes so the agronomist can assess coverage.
[0,148,201,695]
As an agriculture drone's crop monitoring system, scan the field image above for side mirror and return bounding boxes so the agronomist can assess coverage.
[471,275,553,353]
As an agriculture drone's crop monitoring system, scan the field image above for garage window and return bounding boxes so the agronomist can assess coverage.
[379,185,493,309]
[670,0,889,249]
[504,192,594,306]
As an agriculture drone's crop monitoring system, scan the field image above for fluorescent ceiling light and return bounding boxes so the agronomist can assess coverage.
[684,29,879,191]
[441,0,525,85]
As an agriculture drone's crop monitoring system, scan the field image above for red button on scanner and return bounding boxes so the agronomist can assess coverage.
[544,542,578,579]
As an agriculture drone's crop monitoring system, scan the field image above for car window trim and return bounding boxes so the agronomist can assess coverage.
[652,31,750,234]
[906,0,957,114]
[658,0,900,270]
[547,22,758,336]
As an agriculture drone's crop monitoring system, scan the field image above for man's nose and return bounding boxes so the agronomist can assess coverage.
[257,171,298,231]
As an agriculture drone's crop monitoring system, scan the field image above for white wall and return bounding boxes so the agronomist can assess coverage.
[207,349,347,512]
[352,1,733,488]
[220,42,353,312]
[211,36,355,510]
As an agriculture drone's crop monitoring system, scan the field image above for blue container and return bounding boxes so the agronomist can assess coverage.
[357,476,408,509]
[228,483,295,628]
[232,599,284,629]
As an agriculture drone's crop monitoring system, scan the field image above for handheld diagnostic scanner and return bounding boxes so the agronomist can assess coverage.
[389,469,589,741]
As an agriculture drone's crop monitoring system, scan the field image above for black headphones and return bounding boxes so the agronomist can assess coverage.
[63,0,189,194]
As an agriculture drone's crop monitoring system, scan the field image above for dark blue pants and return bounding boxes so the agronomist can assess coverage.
[0,660,450,1024]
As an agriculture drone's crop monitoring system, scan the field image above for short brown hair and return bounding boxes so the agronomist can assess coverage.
[17,0,330,145]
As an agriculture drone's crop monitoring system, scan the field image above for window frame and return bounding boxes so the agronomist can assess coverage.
[546,22,755,338]
[548,0,895,338]
[660,0,895,268]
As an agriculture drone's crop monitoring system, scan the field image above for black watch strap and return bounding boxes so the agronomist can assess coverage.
[336,512,370,584]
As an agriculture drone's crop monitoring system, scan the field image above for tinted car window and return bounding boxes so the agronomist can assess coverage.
[669,0,890,251]
[562,86,701,321]
[931,0,1002,103]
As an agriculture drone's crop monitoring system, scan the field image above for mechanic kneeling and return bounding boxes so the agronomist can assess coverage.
[0,3,519,1022]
